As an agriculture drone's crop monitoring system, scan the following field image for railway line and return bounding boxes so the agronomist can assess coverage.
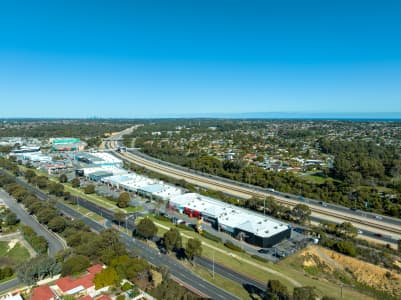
[112,149,401,239]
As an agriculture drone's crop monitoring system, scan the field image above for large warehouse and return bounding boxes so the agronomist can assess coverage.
[74,152,123,167]
[102,173,182,200]
[169,193,291,248]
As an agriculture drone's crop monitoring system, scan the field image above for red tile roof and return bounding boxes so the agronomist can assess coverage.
[87,264,103,274]
[80,296,93,300]
[96,296,112,300]
[31,285,55,300]
[55,265,103,293]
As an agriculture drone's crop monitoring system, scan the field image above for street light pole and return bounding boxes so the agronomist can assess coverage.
[212,251,215,279]
[264,198,266,215]
[125,214,135,235]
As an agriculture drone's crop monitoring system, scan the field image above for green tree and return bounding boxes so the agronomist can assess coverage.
[18,256,61,285]
[117,192,130,208]
[163,228,182,253]
[185,238,202,260]
[136,218,157,239]
[48,182,64,196]
[334,241,357,257]
[48,216,67,233]
[84,184,95,194]
[26,201,43,215]
[31,236,48,254]
[113,212,126,226]
[293,286,317,300]
[5,211,18,226]
[61,255,91,276]
[25,169,37,182]
[335,222,357,238]
[111,255,150,281]
[59,174,68,183]
[71,177,80,188]
[98,229,128,264]
[33,176,48,189]
[291,204,311,224]
[94,267,120,289]
[36,207,58,224]
[266,279,290,300]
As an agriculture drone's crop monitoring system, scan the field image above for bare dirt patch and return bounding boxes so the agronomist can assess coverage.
[297,245,401,297]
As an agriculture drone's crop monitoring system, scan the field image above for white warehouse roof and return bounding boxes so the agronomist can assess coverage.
[170,193,288,238]
[82,166,128,176]
[90,152,122,164]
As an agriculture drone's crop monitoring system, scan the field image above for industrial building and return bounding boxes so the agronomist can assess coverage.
[101,173,182,200]
[102,173,153,191]
[169,193,291,248]
[10,146,41,154]
[74,152,123,168]
[78,165,127,179]
[10,151,52,163]
[137,184,182,201]
[87,171,114,181]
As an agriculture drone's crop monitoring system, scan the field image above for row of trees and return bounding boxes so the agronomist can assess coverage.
[265,279,337,300]
[0,120,132,138]
[3,164,204,298]
[135,217,203,261]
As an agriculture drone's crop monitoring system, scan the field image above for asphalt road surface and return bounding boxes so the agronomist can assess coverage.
[57,201,240,300]
[0,189,64,255]
[5,172,270,299]
[0,188,65,294]
[0,278,20,294]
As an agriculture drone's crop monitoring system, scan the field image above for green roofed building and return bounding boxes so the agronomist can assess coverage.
[50,138,86,152]
[51,138,81,144]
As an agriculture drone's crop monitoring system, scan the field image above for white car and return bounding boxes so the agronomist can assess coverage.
[357,229,363,235]
[375,215,383,220]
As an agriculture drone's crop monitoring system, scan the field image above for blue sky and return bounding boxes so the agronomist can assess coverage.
[0,0,401,118]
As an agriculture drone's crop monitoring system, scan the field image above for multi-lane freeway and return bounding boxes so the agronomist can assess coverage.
[109,146,401,244]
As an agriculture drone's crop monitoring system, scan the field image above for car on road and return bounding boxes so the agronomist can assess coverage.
[375,215,383,220]
[319,201,328,207]
[272,251,286,258]
[258,248,270,254]
[357,229,363,234]
[374,233,383,237]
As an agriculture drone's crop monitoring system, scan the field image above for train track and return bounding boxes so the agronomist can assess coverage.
[115,150,401,237]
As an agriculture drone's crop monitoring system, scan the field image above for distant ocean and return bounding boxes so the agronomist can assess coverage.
[143,112,401,121]
[2,112,401,121]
